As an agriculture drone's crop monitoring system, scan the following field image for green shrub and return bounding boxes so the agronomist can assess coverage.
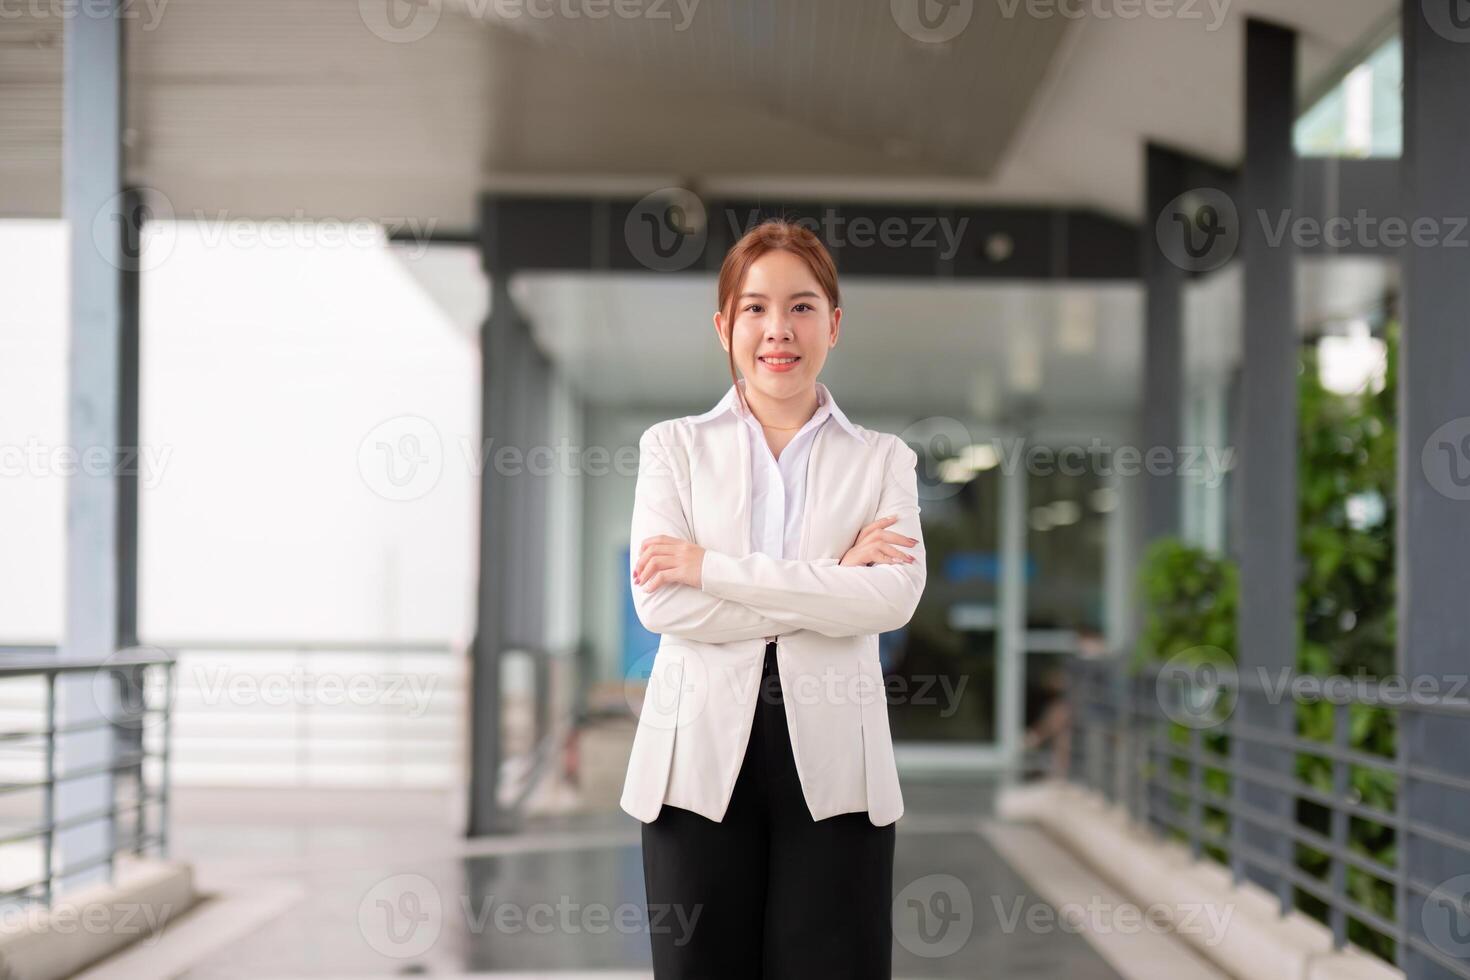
[1133,321,1399,958]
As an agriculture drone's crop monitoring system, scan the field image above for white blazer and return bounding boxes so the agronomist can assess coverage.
[619,391,927,827]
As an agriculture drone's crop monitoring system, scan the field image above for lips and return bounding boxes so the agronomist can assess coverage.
[758,353,801,373]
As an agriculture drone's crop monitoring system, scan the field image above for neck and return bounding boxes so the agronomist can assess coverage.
[741,381,820,430]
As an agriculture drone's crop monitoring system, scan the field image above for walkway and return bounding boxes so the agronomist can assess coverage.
[74,778,1213,979]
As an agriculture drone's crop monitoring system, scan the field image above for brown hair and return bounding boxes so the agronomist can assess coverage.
[716,219,840,413]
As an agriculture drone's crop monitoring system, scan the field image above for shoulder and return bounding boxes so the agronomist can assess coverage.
[637,414,713,450]
[638,417,680,446]
[844,425,918,471]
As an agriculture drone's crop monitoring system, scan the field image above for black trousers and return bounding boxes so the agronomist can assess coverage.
[641,639,896,979]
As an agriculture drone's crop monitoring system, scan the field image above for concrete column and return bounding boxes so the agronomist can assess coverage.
[59,2,126,892]
[1399,6,1470,978]
[1231,17,1298,907]
[118,187,143,653]
[467,266,519,835]
[1141,144,1187,547]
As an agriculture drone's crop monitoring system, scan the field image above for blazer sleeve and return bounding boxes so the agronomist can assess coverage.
[629,423,799,643]
[699,435,927,638]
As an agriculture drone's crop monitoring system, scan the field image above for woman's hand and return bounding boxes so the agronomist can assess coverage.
[634,535,707,592]
[840,516,918,568]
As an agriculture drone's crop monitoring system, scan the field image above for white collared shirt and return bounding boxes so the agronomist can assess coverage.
[690,379,863,641]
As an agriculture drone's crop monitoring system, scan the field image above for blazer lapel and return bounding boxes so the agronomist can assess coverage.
[734,417,753,558]
[797,422,827,561]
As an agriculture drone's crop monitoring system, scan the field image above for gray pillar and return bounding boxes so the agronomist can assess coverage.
[997,441,1027,771]
[1231,18,1298,907]
[60,3,125,891]
[524,346,552,750]
[118,187,143,653]
[1141,144,1187,547]
[1399,7,1470,979]
[468,271,518,836]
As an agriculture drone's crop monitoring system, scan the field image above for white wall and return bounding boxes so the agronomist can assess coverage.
[0,218,484,787]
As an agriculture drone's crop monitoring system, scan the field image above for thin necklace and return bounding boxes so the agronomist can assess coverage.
[742,389,818,430]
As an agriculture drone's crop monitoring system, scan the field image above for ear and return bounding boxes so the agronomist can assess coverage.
[829,307,842,348]
[713,311,730,353]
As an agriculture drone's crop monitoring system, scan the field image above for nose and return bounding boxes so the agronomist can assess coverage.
[766,316,795,342]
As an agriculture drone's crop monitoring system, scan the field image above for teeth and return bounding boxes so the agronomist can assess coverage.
[764,357,798,364]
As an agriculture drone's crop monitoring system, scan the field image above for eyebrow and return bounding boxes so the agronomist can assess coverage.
[739,291,822,301]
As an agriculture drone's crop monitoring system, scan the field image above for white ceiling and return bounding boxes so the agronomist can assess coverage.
[0,0,1395,221]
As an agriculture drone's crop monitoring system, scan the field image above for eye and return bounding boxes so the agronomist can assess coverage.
[792,303,815,313]
[744,303,765,314]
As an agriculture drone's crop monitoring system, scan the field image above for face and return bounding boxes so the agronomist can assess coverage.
[713,248,841,402]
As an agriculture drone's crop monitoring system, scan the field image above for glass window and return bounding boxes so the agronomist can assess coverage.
[1295,35,1402,158]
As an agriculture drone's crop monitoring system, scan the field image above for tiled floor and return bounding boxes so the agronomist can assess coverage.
[89,778,1126,979]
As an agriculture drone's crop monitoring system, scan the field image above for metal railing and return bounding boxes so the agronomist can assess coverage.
[133,640,578,818]
[0,647,175,907]
[1068,655,1470,980]
[152,639,462,789]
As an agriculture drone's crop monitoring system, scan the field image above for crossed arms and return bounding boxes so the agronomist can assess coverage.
[628,424,927,642]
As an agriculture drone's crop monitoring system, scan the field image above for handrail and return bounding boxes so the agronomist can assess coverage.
[0,651,177,908]
[139,639,455,653]
[0,650,174,677]
[1068,655,1470,980]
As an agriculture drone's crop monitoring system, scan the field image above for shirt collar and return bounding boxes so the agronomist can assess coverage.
[689,379,862,441]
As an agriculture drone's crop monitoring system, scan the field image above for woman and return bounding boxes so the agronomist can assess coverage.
[622,219,927,979]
